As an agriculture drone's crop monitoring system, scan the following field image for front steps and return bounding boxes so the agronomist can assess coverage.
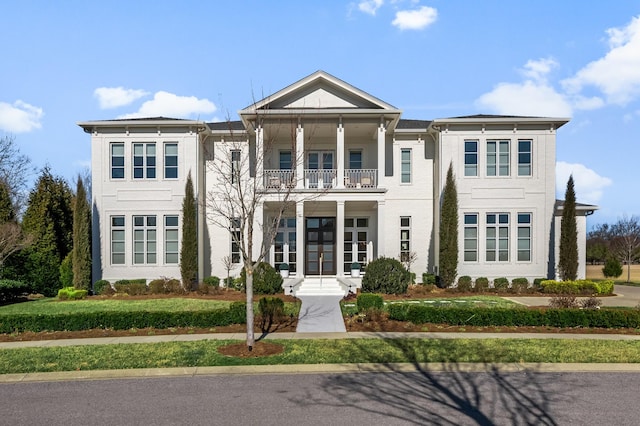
[282,276,362,297]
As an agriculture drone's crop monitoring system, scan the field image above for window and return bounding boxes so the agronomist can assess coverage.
[111,216,125,264]
[518,140,532,176]
[486,213,509,262]
[464,140,478,177]
[133,215,157,264]
[165,215,179,264]
[344,217,369,272]
[401,149,411,183]
[517,213,532,261]
[279,151,292,170]
[231,150,241,184]
[164,143,178,179]
[275,218,296,273]
[487,140,509,176]
[231,217,241,263]
[133,143,156,179]
[111,143,125,179]
[400,216,411,261]
[464,214,478,262]
[349,150,362,170]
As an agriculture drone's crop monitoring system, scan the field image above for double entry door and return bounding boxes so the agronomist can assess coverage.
[305,217,335,275]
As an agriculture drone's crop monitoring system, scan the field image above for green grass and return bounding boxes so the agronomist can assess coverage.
[342,296,517,314]
[1,338,639,374]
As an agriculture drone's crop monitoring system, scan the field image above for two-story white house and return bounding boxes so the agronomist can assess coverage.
[79,71,595,292]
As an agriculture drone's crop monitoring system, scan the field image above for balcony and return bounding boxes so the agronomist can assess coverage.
[263,169,378,190]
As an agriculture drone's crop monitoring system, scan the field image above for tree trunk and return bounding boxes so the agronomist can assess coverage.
[245,270,254,350]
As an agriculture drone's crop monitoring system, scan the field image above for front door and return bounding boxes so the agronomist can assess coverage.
[305,217,336,275]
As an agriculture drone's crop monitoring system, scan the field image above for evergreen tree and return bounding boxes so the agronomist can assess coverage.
[72,176,91,290]
[180,171,198,290]
[559,175,578,281]
[439,163,458,287]
[22,168,73,296]
[0,180,15,223]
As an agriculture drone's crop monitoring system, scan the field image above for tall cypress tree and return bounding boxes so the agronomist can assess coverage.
[559,175,578,281]
[439,163,458,287]
[72,176,91,290]
[180,171,198,290]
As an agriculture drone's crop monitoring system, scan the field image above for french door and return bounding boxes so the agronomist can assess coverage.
[305,217,336,275]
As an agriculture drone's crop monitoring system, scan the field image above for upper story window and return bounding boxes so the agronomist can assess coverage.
[164,143,178,179]
[231,150,241,184]
[164,215,179,264]
[111,143,125,179]
[133,215,157,264]
[518,140,532,176]
[133,143,156,179]
[487,140,509,176]
[517,213,532,261]
[464,140,478,177]
[463,214,478,262]
[486,213,509,262]
[111,216,125,265]
[279,151,292,170]
[401,149,411,183]
[349,150,362,170]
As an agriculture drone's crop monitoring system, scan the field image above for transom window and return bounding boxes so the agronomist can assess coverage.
[401,149,411,183]
[133,143,156,179]
[487,140,509,176]
[133,215,157,264]
[164,215,179,264]
[164,143,178,179]
[486,213,509,262]
[517,213,532,261]
[111,143,125,179]
[111,216,125,265]
[464,214,478,262]
[518,140,532,176]
[464,140,478,177]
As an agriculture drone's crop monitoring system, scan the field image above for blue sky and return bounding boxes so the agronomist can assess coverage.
[1,1,640,227]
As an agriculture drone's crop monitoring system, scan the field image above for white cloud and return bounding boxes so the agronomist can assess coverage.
[118,91,216,119]
[358,0,383,15]
[521,58,558,82]
[94,87,149,109]
[476,81,572,117]
[0,100,43,133]
[392,6,437,30]
[562,16,640,105]
[556,161,612,205]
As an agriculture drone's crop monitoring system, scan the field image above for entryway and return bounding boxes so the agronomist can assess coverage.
[305,217,336,275]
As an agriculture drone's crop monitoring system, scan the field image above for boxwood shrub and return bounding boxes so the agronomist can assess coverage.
[0,279,30,301]
[241,262,282,295]
[457,276,473,292]
[362,257,410,294]
[356,293,384,313]
[540,279,614,295]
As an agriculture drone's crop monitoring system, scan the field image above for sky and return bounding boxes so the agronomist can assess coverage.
[1,0,640,227]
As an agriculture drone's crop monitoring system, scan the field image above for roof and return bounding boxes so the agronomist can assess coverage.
[397,119,432,130]
[431,114,570,129]
[555,200,599,215]
[207,121,245,131]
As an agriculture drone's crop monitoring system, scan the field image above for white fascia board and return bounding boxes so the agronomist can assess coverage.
[78,119,207,132]
[430,117,570,128]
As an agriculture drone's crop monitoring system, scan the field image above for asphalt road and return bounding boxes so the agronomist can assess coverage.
[2,369,639,425]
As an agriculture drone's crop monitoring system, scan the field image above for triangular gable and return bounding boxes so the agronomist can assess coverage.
[241,70,399,112]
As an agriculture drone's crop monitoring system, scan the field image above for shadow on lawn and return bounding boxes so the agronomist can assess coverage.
[292,337,575,425]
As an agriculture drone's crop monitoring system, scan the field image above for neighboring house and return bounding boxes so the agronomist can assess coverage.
[78,70,596,290]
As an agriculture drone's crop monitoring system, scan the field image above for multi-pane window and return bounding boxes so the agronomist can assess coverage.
[279,151,292,170]
[274,218,296,273]
[164,215,179,264]
[164,143,178,179]
[486,213,509,262]
[487,140,509,176]
[230,217,241,263]
[231,150,241,184]
[111,143,125,179]
[518,140,532,176]
[349,150,362,169]
[344,218,369,273]
[464,140,478,177]
[464,214,478,262]
[401,149,411,183]
[133,215,157,264]
[111,216,125,264]
[133,143,156,179]
[400,216,411,261]
[517,213,532,261]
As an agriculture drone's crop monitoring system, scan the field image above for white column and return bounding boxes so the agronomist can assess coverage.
[377,121,386,186]
[256,125,264,189]
[296,123,305,189]
[296,201,304,276]
[377,200,385,257]
[336,201,345,277]
[253,202,264,263]
[337,120,345,189]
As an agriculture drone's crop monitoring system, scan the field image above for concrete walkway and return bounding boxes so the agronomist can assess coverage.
[295,295,346,332]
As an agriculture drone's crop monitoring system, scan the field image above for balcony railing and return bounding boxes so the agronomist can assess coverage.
[344,169,377,188]
[263,170,296,189]
[263,168,378,190]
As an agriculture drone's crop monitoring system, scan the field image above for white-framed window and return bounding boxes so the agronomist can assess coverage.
[518,140,532,176]
[517,213,532,261]
[164,215,179,264]
[275,217,296,273]
[486,213,509,262]
[344,217,369,273]
[111,216,125,265]
[164,143,178,179]
[133,215,157,264]
[111,143,125,179]
[279,151,292,170]
[400,216,411,261]
[231,150,241,184]
[463,214,478,262]
[401,149,411,183]
[349,150,362,170]
[133,143,156,179]
[464,140,478,177]
[487,140,509,176]
[230,217,241,264]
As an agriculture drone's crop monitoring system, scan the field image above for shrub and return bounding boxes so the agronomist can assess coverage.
[57,287,88,300]
[493,277,509,292]
[149,279,168,294]
[580,297,602,310]
[456,276,473,292]
[602,257,623,279]
[59,253,73,288]
[362,257,410,294]
[422,273,436,285]
[511,278,529,294]
[549,295,579,309]
[0,279,30,301]
[258,297,286,332]
[241,262,283,295]
[114,282,148,295]
[356,293,384,313]
[229,301,247,323]
[540,279,614,295]
[474,277,489,293]
[203,276,220,287]
[92,279,111,295]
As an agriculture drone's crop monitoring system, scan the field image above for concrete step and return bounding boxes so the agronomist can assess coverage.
[294,278,346,297]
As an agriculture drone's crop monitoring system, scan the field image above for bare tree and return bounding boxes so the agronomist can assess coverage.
[400,251,418,283]
[609,215,640,283]
[0,222,33,278]
[0,135,34,216]
[221,255,233,289]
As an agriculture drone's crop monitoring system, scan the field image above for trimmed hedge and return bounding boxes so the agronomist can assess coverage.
[57,287,88,300]
[362,257,410,294]
[386,304,640,329]
[356,293,384,313]
[540,279,614,295]
[0,303,247,333]
[0,279,30,301]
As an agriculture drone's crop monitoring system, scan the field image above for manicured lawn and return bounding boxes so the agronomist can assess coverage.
[1,338,640,374]
[342,296,517,314]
